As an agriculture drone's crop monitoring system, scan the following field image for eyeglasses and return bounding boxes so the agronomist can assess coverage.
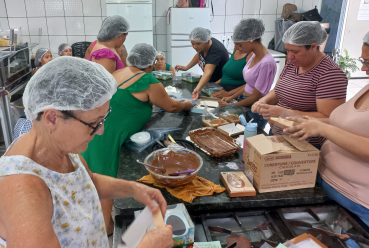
[359,57,369,68]
[61,106,112,136]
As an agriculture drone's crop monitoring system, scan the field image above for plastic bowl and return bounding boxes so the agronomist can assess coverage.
[130,131,151,145]
[144,148,203,188]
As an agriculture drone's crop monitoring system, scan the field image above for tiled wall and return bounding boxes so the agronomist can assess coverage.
[153,0,322,53]
[0,0,107,57]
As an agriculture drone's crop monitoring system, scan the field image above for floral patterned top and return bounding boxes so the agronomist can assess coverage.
[0,153,108,248]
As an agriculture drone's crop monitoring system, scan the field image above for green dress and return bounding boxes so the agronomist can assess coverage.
[152,63,171,71]
[220,52,248,91]
[81,73,159,178]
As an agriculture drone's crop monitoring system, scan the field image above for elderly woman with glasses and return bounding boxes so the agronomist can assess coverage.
[281,31,369,229]
[0,57,173,248]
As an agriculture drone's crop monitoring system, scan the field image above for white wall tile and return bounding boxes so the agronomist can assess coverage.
[154,16,167,35]
[302,0,313,11]
[0,18,9,29]
[225,15,242,33]
[28,17,48,36]
[65,17,85,35]
[84,17,102,36]
[225,32,234,50]
[85,35,97,42]
[0,0,7,18]
[277,0,295,15]
[213,0,226,16]
[312,0,322,11]
[64,0,83,16]
[262,31,274,48]
[49,35,68,54]
[25,0,46,17]
[30,35,50,54]
[260,14,277,32]
[22,35,31,44]
[44,0,65,17]
[226,0,243,15]
[82,0,102,16]
[156,34,167,52]
[153,34,157,50]
[101,0,107,17]
[243,14,260,20]
[243,0,260,15]
[210,15,225,34]
[47,17,67,35]
[212,33,223,43]
[8,18,29,35]
[295,0,303,11]
[67,35,86,45]
[156,0,173,17]
[260,0,277,15]
[152,0,156,16]
[5,0,26,18]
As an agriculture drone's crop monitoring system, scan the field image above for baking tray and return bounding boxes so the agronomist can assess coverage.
[188,127,240,157]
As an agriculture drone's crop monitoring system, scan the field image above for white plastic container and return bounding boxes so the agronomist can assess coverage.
[130,131,151,145]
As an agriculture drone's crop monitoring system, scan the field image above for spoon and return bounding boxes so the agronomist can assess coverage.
[136,160,166,173]
[168,169,196,176]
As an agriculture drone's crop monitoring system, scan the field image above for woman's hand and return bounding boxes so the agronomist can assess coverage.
[174,65,187,71]
[138,225,173,248]
[212,90,229,98]
[259,104,284,120]
[183,101,194,111]
[131,182,167,216]
[251,100,266,114]
[283,116,326,141]
[218,99,229,107]
[192,88,200,100]
[222,96,233,103]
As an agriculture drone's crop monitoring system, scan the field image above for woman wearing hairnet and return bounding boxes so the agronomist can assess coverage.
[252,21,347,149]
[58,43,72,56]
[175,27,229,100]
[153,51,176,76]
[88,15,129,73]
[280,32,369,233]
[0,57,173,248]
[82,43,193,235]
[218,19,277,129]
[33,48,52,74]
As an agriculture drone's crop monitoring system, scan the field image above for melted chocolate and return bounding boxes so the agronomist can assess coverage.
[151,150,199,176]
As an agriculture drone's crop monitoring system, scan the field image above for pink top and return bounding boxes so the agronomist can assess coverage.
[319,85,369,209]
[243,53,276,96]
[88,40,124,70]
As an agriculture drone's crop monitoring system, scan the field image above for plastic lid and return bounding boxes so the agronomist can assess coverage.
[130,131,151,145]
[245,123,258,132]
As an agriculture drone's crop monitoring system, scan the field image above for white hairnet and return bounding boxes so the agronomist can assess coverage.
[364,31,369,45]
[23,57,117,121]
[97,15,130,42]
[232,18,265,43]
[282,21,327,46]
[189,27,212,43]
[127,43,156,69]
[35,48,50,67]
[156,51,165,59]
[58,43,71,56]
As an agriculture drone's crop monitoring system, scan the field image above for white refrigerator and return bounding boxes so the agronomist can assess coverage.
[106,0,153,53]
[166,8,210,75]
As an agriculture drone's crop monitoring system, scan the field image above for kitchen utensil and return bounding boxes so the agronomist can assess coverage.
[312,227,369,245]
[136,160,166,173]
[168,134,177,144]
[168,169,196,176]
[156,140,165,148]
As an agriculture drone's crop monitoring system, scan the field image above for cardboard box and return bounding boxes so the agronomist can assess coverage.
[244,134,320,193]
[220,171,256,197]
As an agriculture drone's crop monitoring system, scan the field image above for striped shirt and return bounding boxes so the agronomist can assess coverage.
[274,55,347,146]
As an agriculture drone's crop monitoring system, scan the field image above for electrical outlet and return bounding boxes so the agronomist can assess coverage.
[226,35,232,41]
[221,35,226,41]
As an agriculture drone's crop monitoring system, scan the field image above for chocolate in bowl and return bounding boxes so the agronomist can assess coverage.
[144,148,203,188]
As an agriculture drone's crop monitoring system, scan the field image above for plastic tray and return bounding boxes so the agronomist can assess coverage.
[152,70,173,80]
[181,72,201,83]
[188,127,240,157]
